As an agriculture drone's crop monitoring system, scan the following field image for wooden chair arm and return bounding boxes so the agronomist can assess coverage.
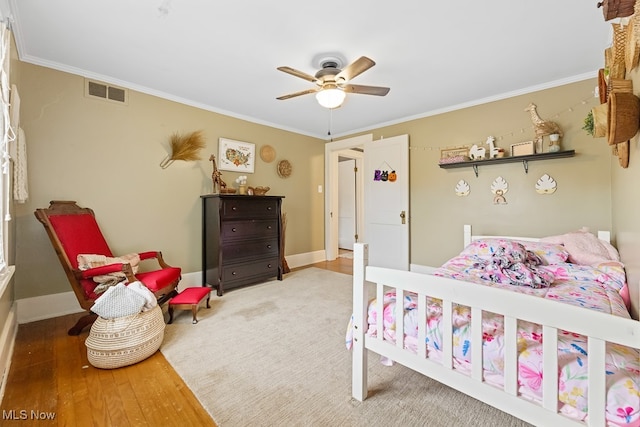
[138,251,173,269]
[74,263,137,282]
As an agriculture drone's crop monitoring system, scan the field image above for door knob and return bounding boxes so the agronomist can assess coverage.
[400,210,406,224]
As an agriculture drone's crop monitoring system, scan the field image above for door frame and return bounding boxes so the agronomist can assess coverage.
[337,153,363,250]
[324,134,372,261]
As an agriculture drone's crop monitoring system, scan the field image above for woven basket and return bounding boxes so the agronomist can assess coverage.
[598,69,608,103]
[607,91,640,145]
[609,78,633,93]
[86,305,165,369]
[593,103,609,138]
[599,0,636,21]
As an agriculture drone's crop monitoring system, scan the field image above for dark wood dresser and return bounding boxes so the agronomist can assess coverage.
[201,194,284,296]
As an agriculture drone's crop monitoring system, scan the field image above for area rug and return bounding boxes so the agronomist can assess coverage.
[160,267,530,427]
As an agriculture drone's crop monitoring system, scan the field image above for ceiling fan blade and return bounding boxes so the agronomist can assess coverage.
[343,84,390,96]
[335,56,375,82]
[277,66,318,83]
[276,88,319,100]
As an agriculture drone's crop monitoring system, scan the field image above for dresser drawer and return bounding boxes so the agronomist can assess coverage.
[222,198,279,219]
[221,257,280,283]
[221,219,278,240]
[222,238,278,261]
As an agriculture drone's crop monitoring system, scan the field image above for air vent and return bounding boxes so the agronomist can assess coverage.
[85,79,128,105]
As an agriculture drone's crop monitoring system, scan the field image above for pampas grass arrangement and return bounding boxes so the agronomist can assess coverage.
[160,130,206,169]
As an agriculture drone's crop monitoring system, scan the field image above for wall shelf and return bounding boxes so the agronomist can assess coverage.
[438,150,575,177]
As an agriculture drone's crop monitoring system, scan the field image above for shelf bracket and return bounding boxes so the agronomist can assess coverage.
[472,164,479,177]
[522,160,529,174]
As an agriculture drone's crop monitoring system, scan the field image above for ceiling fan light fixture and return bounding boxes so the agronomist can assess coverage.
[316,88,345,109]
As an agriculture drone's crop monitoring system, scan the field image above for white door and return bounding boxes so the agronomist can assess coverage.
[364,135,410,270]
[338,159,356,249]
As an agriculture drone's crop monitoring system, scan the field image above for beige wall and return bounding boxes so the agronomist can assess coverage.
[612,67,640,320]
[14,62,325,300]
[347,79,612,268]
[12,59,634,318]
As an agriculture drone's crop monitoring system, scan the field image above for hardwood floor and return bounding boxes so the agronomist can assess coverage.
[0,256,352,427]
[309,249,354,275]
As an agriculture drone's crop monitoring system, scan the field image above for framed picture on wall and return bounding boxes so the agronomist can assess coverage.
[218,138,256,173]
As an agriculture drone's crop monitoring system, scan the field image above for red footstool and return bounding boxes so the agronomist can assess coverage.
[168,287,212,324]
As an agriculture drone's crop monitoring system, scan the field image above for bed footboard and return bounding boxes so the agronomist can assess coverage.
[351,243,640,426]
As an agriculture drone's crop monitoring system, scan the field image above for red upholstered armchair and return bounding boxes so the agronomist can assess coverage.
[34,200,181,335]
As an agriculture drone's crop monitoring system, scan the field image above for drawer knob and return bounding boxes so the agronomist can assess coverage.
[267,206,272,210]
[267,244,272,249]
[232,271,237,276]
[232,206,237,211]
[267,264,272,268]
[231,227,237,232]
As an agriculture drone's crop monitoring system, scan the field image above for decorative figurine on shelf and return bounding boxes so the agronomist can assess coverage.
[486,136,500,158]
[525,103,563,153]
[210,154,227,194]
[548,133,561,152]
[469,144,486,160]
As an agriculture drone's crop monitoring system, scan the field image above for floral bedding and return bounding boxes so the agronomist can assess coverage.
[347,238,640,426]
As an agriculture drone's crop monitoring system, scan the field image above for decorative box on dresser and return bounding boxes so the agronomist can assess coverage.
[201,194,284,296]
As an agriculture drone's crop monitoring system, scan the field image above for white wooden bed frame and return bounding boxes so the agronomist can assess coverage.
[351,225,640,426]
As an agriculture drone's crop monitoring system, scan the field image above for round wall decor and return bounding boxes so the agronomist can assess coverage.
[260,145,276,163]
[277,159,292,178]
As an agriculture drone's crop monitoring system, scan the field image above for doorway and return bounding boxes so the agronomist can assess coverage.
[325,134,410,268]
[324,134,372,261]
[338,152,363,254]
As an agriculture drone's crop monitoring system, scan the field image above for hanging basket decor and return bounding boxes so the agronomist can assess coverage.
[598,0,636,21]
[160,130,206,169]
[607,91,640,145]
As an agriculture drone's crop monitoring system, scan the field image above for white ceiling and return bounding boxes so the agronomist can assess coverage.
[2,0,613,139]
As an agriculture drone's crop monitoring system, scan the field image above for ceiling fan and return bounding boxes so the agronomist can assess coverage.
[276,56,390,109]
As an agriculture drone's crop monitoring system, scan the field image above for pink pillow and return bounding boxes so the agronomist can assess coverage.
[461,238,569,265]
[541,231,620,265]
[519,240,570,265]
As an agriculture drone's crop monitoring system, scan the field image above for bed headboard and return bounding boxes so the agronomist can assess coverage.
[463,224,611,248]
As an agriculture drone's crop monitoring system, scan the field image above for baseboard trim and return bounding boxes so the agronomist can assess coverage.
[17,291,84,324]
[285,250,326,269]
[15,252,324,323]
[0,303,17,403]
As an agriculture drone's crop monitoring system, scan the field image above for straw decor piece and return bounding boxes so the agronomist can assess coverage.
[635,1,640,40]
[160,130,206,169]
[626,20,640,71]
[592,103,609,138]
[85,305,165,369]
[614,140,631,168]
[610,23,628,79]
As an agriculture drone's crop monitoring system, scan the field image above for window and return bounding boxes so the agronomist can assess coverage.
[0,25,15,287]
